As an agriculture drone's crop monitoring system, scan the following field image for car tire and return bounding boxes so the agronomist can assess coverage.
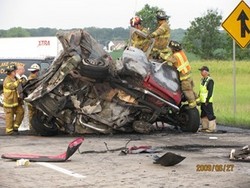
[31,110,58,136]
[179,105,200,133]
[133,120,154,134]
[80,58,109,80]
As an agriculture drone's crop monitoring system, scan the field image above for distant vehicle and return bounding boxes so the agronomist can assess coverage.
[0,36,62,59]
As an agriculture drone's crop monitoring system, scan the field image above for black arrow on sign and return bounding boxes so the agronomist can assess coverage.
[237,10,250,37]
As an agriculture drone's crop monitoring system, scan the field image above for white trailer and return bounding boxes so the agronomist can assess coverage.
[0,36,62,59]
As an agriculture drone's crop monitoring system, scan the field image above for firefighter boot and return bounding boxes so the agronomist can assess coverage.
[195,98,201,106]
[13,124,20,133]
[199,117,209,132]
[206,119,217,133]
[188,100,197,108]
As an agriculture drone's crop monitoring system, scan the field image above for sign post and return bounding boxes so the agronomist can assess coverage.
[233,40,236,117]
[222,0,250,117]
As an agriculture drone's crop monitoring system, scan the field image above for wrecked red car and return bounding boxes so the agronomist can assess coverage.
[23,29,200,136]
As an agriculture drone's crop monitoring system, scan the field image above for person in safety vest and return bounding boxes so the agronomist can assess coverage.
[162,40,198,108]
[147,10,171,59]
[27,63,40,132]
[198,66,216,133]
[129,16,149,52]
[3,64,24,135]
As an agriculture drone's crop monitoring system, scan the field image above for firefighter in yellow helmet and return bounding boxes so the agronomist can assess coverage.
[162,40,197,108]
[3,64,25,135]
[147,10,171,59]
[27,63,40,132]
[129,16,150,52]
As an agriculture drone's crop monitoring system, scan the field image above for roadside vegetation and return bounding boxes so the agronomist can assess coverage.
[109,50,123,60]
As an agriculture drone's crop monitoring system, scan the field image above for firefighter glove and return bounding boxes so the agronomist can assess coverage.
[147,33,155,39]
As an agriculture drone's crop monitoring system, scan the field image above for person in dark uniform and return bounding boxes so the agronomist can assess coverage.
[198,66,216,133]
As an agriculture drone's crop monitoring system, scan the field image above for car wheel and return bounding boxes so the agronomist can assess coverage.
[179,105,200,133]
[133,120,154,134]
[31,110,58,136]
[80,57,109,80]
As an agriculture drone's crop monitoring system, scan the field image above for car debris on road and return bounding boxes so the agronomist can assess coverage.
[230,145,250,162]
[1,137,83,162]
[153,152,186,166]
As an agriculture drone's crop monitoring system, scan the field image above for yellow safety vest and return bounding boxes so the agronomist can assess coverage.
[3,76,19,107]
[199,77,214,103]
[173,51,191,74]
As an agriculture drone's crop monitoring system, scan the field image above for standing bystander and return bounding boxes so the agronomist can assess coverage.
[198,66,216,132]
[15,65,27,99]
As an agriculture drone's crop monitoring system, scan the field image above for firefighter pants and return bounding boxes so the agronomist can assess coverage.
[4,104,24,134]
[151,47,171,60]
[181,78,197,103]
[201,103,216,121]
[28,104,36,130]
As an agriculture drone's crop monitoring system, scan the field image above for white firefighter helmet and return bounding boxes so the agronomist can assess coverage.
[28,63,40,71]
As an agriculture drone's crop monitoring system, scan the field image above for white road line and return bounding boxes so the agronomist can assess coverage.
[36,162,86,178]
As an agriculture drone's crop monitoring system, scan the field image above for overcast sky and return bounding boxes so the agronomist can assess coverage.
[0,0,249,30]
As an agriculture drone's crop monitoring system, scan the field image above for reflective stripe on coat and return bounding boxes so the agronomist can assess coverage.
[3,76,19,107]
[173,51,191,75]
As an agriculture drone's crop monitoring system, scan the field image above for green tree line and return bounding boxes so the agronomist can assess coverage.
[135,5,249,60]
[182,9,250,60]
[0,4,249,60]
[0,27,130,46]
[0,26,185,48]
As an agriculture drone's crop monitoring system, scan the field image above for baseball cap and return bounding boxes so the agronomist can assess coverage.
[198,66,209,72]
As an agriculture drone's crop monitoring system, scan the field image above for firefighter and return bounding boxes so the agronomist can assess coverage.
[3,64,24,135]
[27,63,40,131]
[198,66,216,133]
[147,10,171,59]
[28,63,40,80]
[161,40,197,108]
[129,16,149,52]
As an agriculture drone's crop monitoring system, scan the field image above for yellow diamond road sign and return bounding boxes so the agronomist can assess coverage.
[222,0,250,48]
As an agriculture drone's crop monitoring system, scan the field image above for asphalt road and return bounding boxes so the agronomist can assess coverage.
[0,108,250,188]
